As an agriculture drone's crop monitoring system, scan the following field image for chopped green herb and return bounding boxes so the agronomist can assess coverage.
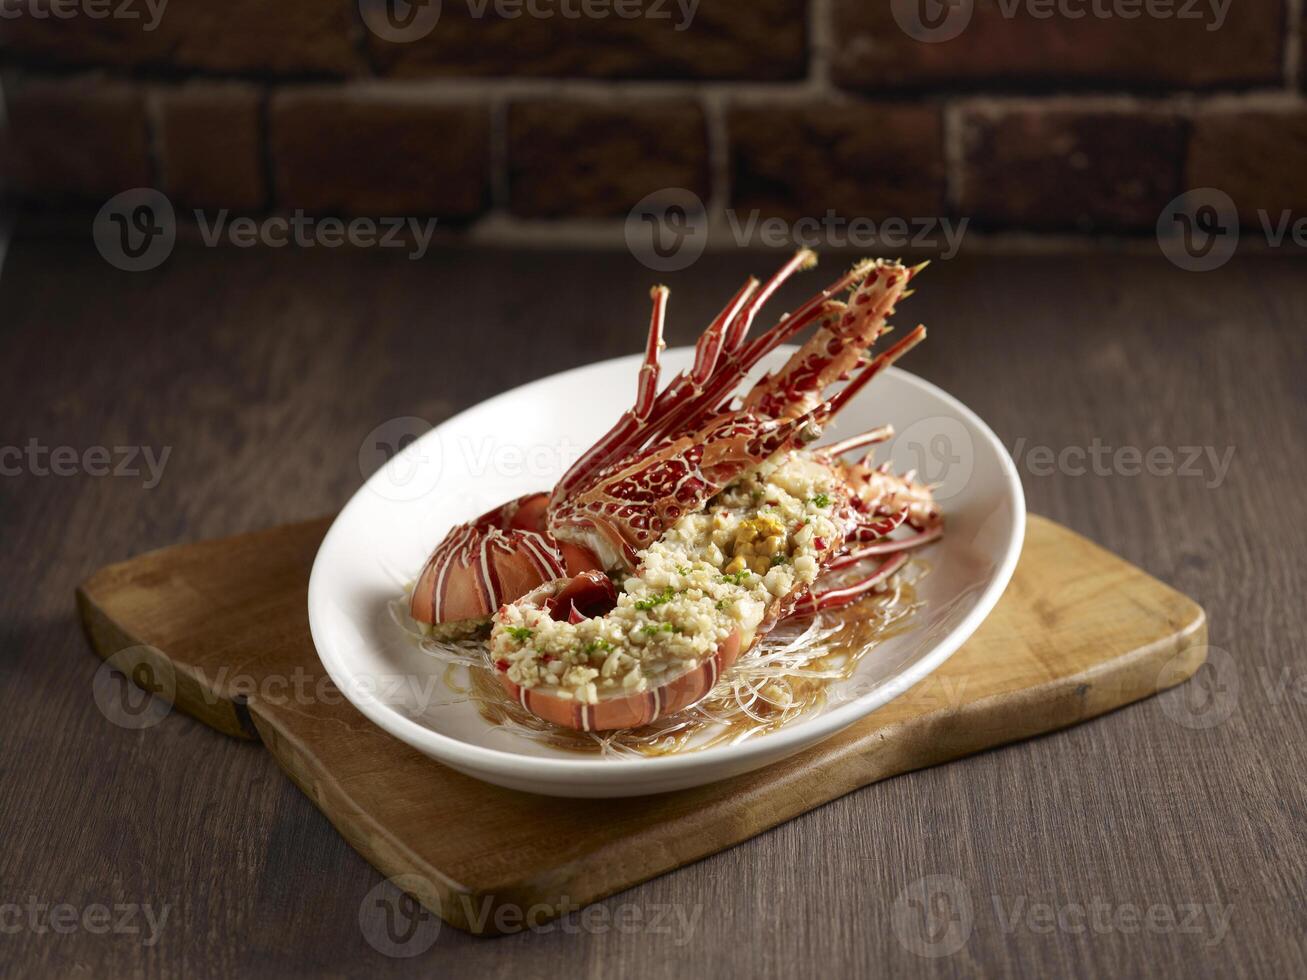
[640,622,680,636]
[504,626,534,643]
[583,639,612,657]
[811,493,831,508]
[720,570,751,586]
[634,586,676,611]
[715,600,726,612]
[676,565,690,576]
[770,554,788,567]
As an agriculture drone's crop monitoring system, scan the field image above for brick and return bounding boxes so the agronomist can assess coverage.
[1187,109,1307,228]
[958,107,1184,232]
[365,0,805,80]
[156,83,265,211]
[507,101,709,218]
[2,76,150,199]
[727,103,946,223]
[2,0,361,75]
[831,0,1283,91]
[269,91,490,217]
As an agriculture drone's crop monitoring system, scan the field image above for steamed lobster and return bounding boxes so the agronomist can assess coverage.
[410,251,943,732]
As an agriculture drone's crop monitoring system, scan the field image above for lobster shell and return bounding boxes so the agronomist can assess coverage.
[497,628,743,733]
[409,492,602,629]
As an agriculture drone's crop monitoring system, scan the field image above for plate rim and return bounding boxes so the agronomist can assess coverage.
[308,348,1026,780]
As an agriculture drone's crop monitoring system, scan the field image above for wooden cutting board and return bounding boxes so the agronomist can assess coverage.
[76,515,1206,936]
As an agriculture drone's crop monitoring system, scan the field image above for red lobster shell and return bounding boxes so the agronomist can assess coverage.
[410,251,943,729]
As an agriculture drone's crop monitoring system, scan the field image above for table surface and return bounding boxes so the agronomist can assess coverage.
[1,238,1304,979]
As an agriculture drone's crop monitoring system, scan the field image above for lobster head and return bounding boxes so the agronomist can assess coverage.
[546,410,822,570]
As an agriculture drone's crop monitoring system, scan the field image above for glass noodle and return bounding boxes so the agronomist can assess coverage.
[390,563,926,757]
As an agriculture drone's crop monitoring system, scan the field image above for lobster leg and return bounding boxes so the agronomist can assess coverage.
[553,280,759,500]
[816,325,927,425]
[553,285,668,502]
[820,424,895,459]
[824,525,944,572]
[746,259,924,421]
[723,248,817,351]
[791,552,910,616]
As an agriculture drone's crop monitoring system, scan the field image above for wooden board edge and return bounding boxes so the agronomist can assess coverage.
[470,604,1210,932]
[247,710,489,934]
[76,585,257,740]
[248,595,1207,936]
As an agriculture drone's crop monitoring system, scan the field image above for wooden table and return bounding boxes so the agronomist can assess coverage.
[1,237,1303,977]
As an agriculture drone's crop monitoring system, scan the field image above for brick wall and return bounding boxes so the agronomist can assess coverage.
[2,0,1305,246]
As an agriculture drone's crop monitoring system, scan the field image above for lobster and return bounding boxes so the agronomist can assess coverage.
[410,251,943,731]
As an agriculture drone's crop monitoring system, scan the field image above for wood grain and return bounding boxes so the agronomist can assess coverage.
[74,514,1205,935]
[1,239,1304,975]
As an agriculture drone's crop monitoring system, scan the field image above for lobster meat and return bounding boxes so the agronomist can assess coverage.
[410,251,943,731]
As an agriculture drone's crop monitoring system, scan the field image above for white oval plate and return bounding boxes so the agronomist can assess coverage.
[308,347,1025,797]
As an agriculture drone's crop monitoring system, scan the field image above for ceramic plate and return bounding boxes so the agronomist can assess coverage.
[308,347,1025,797]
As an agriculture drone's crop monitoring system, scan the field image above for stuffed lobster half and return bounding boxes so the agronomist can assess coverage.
[409,251,943,732]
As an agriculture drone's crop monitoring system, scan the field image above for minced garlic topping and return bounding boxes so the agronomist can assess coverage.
[489,452,843,704]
